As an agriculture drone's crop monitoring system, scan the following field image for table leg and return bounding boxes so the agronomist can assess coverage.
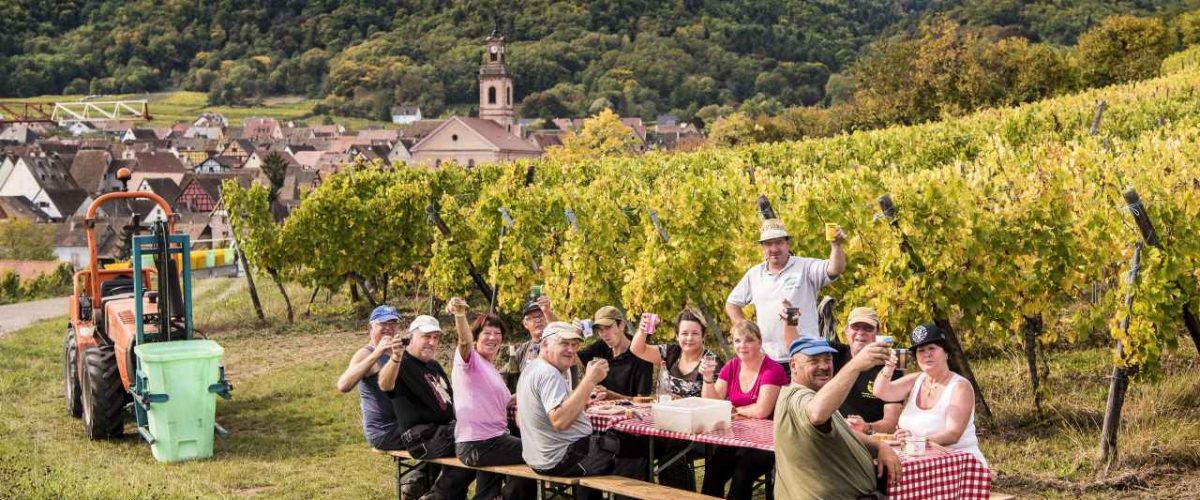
[654,441,692,477]
[647,436,655,482]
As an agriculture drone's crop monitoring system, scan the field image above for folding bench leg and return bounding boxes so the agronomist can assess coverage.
[400,455,410,498]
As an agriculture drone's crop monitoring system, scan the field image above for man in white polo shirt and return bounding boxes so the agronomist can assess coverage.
[726,218,845,371]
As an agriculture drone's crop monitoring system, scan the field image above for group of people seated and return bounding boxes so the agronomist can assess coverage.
[336,218,987,500]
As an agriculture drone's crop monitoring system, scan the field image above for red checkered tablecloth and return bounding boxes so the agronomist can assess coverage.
[507,400,645,432]
[613,416,991,499]
[614,416,775,451]
[887,445,992,500]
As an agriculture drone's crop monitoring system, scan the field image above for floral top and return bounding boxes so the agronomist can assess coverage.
[657,344,723,398]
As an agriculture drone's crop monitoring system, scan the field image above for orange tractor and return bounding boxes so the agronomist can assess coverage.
[64,169,230,459]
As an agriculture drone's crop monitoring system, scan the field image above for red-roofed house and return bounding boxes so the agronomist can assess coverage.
[242,118,283,141]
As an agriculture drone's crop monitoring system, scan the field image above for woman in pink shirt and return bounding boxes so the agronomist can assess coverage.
[447,298,534,500]
[700,320,788,499]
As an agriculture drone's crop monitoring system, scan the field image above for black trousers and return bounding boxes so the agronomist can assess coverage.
[701,445,774,500]
[457,434,536,500]
[533,433,645,500]
[401,423,474,500]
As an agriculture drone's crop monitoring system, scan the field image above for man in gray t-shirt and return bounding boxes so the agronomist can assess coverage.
[727,218,845,364]
[517,322,614,476]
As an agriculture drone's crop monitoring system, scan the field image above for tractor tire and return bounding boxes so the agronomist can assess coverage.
[64,328,82,418]
[81,345,124,439]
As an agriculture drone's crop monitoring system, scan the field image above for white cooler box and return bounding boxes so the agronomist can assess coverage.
[651,397,732,434]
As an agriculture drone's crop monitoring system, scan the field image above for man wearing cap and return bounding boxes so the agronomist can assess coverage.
[774,336,901,499]
[726,218,846,372]
[576,306,653,401]
[517,322,631,498]
[379,314,474,500]
[510,294,558,373]
[837,307,903,436]
[336,305,405,450]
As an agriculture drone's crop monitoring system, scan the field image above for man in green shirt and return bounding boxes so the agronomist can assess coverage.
[775,337,902,499]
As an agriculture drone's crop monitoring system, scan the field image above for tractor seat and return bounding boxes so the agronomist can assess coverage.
[101,276,135,298]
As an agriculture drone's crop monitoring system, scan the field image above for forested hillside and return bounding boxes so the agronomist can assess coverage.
[2,0,1199,124]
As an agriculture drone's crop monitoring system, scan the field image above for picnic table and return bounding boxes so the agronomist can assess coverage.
[506,398,992,498]
[614,415,993,500]
[507,399,650,432]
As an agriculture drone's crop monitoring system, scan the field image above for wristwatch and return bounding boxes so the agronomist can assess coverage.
[866,423,875,435]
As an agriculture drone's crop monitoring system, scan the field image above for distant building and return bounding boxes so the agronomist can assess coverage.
[405,32,541,166]
[391,104,423,125]
[409,117,542,167]
[68,149,122,195]
[0,196,53,223]
[479,31,516,133]
[0,151,88,220]
[242,117,283,141]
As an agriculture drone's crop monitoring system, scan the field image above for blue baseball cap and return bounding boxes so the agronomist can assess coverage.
[369,305,401,323]
[789,337,838,357]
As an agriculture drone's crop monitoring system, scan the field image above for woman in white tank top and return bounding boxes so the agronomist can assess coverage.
[871,323,988,468]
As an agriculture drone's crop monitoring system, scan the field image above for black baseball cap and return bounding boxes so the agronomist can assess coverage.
[910,323,947,349]
[522,299,541,316]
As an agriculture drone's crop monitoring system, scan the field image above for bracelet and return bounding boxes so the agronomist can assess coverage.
[866,423,875,435]
[703,377,716,384]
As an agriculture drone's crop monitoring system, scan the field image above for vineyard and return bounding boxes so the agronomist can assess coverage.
[225,46,1200,465]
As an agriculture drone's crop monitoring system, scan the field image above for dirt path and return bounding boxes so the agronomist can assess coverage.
[0,296,68,337]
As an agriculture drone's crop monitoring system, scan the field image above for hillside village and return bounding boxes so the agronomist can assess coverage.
[0,32,703,269]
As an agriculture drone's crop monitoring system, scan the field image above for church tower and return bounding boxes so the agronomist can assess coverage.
[479,30,515,132]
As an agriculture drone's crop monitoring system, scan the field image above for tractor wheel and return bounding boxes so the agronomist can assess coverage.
[81,345,124,439]
[64,328,82,418]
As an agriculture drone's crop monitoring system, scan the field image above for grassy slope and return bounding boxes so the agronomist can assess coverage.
[0,91,391,130]
[1,275,1197,498]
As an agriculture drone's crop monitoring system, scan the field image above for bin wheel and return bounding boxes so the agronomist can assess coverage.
[64,328,82,418]
[82,345,124,439]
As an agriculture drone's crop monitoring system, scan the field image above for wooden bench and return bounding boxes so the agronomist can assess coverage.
[580,476,722,499]
[382,449,723,500]
[385,450,578,499]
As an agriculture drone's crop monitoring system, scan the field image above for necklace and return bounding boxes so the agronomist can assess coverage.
[922,372,952,402]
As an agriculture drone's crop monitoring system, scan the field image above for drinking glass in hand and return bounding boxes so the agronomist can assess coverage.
[891,348,908,371]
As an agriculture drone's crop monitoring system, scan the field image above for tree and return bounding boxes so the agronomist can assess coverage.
[753,62,831,107]
[223,181,293,323]
[261,151,288,202]
[545,109,641,163]
[1075,15,1173,87]
[279,165,430,308]
[0,219,56,260]
[1175,10,1200,47]
[705,112,756,147]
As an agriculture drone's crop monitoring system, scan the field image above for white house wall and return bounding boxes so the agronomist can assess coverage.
[0,159,38,198]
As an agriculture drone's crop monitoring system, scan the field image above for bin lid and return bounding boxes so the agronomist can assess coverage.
[135,339,224,362]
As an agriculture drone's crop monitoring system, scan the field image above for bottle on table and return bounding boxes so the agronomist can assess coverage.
[656,362,672,403]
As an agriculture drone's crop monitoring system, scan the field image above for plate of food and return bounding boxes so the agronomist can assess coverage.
[590,406,627,416]
[872,433,902,447]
